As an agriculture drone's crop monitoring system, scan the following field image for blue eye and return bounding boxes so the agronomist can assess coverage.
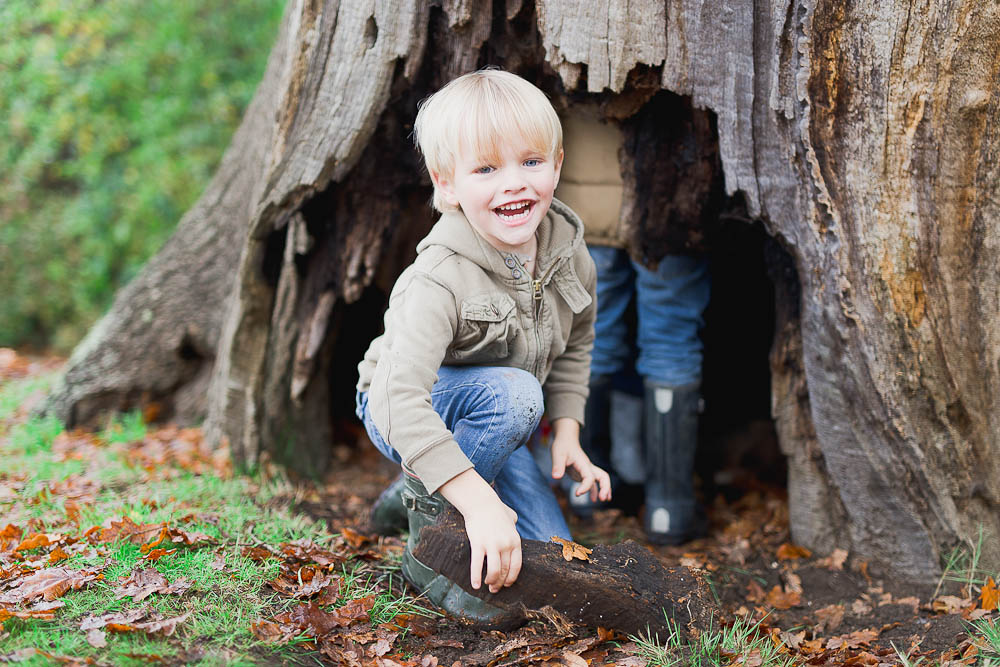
[475,165,494,174]
[524,159,541,167]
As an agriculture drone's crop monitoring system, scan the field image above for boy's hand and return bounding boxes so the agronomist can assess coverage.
[438,469,522,593]
[550,417,612,503]
[463,499,521,593]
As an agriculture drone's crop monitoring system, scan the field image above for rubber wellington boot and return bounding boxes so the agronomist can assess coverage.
[368,473,409,535]
[399,472,504,622]
[642,382,706,545]
[566,375,614,518]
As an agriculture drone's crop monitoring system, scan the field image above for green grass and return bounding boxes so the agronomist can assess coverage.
[629,613,796,667]
[0,0,285,351]
[968,617,1000,666]
[0,380,337,662]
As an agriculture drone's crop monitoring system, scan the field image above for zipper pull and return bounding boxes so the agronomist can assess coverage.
[532,279,543,301]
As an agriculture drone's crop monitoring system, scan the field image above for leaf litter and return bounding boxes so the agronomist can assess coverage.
[2,348,998,665]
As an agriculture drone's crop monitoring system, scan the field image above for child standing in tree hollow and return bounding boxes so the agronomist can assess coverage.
[355,69,611,619]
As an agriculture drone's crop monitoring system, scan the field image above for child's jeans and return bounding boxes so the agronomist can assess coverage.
[589,246,710,386]
[355,365,573,542]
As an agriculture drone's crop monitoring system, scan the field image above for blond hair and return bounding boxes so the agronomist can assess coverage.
[413,69,563,212]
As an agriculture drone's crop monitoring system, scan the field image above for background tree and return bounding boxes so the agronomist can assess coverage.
[45,0,1000,581]
[0,0,283,350]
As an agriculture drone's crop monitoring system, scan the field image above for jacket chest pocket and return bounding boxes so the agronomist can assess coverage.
[451,293,518,361]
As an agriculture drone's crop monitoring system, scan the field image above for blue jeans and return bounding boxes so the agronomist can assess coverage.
[355,366,572,541]
[589,246,710,387]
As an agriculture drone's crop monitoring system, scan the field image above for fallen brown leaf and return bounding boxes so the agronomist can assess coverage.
[765,585,801,610]
[113,567,192,601]
[280,540,343,568]
[851,598,872,615]
[746,579,766,603]
[799,637,826,653]
[241,545,276,561]
[86,628,107,648]
[816,548,849,570]
[0,603,61,622]
[842,650,880,665]
[90,517,162,545]
[0,524,23,552]
[933,595,972,615]
[613,658,647,667]
[778,629,806,650]
[813,603,845,634]
[80,608,148,631]
[80,608,191,636]
[48,546,70,565]
[776,542,812,560]
[341,527,370,549]
[140,548,177,562]
[550,536,592,562]
[164,526,214,547]
[253,596,377,644]
[0,564,104,603]
[268,566,340,599]
[65,501,82,525]
[981,577,999,611]
[15,533,62,552]
[826,628,879,650]
[130,612,192,636]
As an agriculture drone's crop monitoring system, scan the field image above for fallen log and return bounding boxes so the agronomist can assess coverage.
[412,507,716,638]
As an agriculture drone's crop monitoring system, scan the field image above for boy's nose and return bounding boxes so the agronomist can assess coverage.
[502,170,527,193]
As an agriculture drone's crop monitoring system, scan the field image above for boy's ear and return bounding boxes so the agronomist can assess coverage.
[552,149,565,188]
[431,170,461,208]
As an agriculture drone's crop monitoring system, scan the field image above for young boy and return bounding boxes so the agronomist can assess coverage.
[355,69,611,619]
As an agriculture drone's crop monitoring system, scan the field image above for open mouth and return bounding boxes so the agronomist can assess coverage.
[493,201,534,223]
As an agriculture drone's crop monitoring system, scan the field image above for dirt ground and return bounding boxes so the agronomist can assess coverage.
[301,431,991,666]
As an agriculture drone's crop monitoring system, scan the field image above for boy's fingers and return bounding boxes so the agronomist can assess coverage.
[551,456,566,480]
[493,551,511,594]
[485,549,500,591]
[505,547,522,587]
[574,465,595,496]
[470,546,485,590]
[595,467,612,501]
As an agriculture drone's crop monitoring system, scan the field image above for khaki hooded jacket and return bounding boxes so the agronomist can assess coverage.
[356,199,597,494]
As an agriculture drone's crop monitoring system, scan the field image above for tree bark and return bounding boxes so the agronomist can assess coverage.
[49,0,1000,580]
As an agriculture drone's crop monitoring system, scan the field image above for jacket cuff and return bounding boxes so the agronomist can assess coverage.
[544,391,587,427]
[408,440,474,495]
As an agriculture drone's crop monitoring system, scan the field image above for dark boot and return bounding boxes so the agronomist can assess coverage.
[368,473,408,535]
[399,472,504,621]
[642,382,705,545]
[567,375,613,518]
[569,375,645,516]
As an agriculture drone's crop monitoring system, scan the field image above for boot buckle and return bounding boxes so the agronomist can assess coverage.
[402,493,442,516]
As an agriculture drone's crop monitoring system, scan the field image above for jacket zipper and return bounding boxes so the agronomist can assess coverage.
[531,260,560,376]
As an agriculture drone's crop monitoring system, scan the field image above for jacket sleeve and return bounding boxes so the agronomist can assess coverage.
[542,251,597,426]
[367,271,474,494]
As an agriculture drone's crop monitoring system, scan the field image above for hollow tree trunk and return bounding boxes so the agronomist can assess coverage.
[48,0,1000,580]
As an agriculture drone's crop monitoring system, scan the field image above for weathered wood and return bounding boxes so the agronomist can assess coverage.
[413,507,715,637]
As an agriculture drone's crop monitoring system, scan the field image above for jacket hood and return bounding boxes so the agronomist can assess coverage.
[416,198,586,277]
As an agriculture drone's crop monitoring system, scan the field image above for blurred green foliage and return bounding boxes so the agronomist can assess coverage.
[0,0,284,351]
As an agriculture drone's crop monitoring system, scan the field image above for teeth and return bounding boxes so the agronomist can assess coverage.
[498,202,529,211]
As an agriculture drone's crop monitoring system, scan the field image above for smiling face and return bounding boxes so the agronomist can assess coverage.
[433,140,563,256]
